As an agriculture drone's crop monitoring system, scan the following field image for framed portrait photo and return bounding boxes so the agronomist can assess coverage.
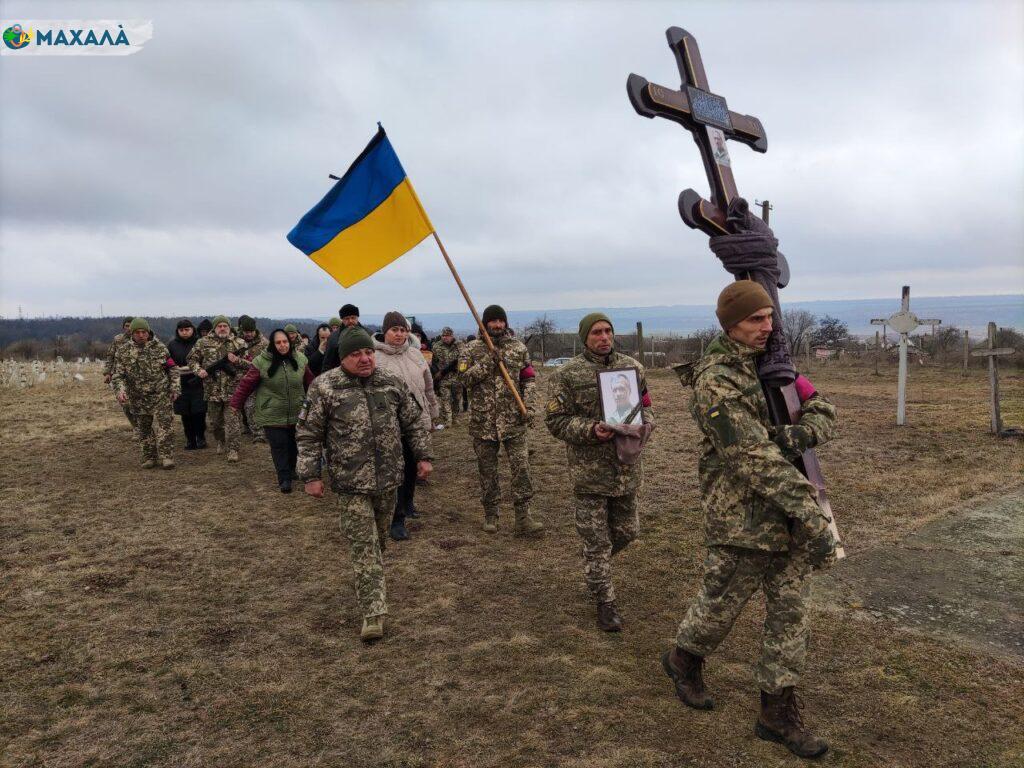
[597,367,643,426]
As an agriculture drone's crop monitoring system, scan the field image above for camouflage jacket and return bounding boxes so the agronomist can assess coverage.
[675,334,837,552]
[296,367,433,494]
[238,331,268,372]
[458,333,536,441]
[103,332,132,377]
[111,338,180,413]
[431,339,462,385]
[545,350,654,497]
[186,333,249,402]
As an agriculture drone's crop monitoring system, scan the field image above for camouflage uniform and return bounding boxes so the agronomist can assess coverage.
[186,332,249,452]
[111,338,180,464]
[673,333,837,693]
[458,333,536,521]
[431,337,462,426]
[296,366,432,619]
[239,331,269,441]
[104,331,137,427]
[545,349,654,604]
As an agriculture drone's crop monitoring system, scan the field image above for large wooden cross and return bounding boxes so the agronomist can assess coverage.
[626,27,843,558]
[971,321,1015,435]
[627,27,766,238]
[872,286,941,426]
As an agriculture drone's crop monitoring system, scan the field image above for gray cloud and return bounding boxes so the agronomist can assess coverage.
[1,0,1022,318]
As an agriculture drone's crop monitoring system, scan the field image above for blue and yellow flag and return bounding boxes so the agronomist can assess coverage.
[287,126,434,287]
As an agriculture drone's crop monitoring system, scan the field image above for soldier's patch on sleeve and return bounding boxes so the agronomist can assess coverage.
[458,361,468,373]
[706,403,737,447]
[546,395,565,414]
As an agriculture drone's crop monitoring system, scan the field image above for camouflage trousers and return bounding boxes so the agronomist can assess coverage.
[574,493,639,604]
[206,401,241,452]
[473,435,533,517]
[676,545,812,694]
[242,393,265,442]
[337,490,397,619]
[437,382,460,426]
[131,403,174,462]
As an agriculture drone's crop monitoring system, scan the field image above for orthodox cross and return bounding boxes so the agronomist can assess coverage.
[627,27,766,238]
[627,27,842,558]
[872,286,941,426]
[971,322,1014,435]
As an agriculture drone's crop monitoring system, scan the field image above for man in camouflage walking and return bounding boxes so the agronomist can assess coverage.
[458,305,544,536]
[237,315,268,444]
[663,281,839,759]
[111,318,180,469]
[431,326,462,427]
[297,326,432,642]
[187,315,248,462]
[545,313,654,632]
[104,317,137,428]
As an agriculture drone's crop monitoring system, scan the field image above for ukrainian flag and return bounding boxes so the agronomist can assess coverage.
[287,126,434,287]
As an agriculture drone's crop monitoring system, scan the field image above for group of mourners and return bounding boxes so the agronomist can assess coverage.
[104,282,842,759]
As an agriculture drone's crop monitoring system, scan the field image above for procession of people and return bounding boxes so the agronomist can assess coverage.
[106,283,840,759]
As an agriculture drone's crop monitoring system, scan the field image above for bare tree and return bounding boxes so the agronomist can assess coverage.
[523,314,558,362]
[690,326,720,355]
[781,309,817,352]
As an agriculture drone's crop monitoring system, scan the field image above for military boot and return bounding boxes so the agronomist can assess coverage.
[513,505,544,536]
[597,600,623,632]
[227,449,239,463]
[360,614,385,642]
[141,458,157,469]
[481,510,498,533]
[160,457,175,470]
[755,687,829,759]
[662,647,714,710]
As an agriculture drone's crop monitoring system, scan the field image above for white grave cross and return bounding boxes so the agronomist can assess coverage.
[971,321,1014,435]
[872,286,941,425]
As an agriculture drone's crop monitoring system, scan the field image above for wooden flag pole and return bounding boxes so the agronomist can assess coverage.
[430,231,529,416]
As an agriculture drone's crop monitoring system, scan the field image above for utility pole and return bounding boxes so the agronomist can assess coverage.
[755,198,773,225]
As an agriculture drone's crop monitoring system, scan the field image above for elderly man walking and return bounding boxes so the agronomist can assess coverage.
[664,281,839,759]
[545,313,654,632]
[297,327,433,642]
[187,315,248,462]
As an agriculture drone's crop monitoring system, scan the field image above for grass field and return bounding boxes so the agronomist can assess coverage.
[2,361,1022,767]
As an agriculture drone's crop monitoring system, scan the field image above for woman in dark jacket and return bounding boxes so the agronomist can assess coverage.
[167,318,207,449]
[306,323,333,376]
[229,329,313,492]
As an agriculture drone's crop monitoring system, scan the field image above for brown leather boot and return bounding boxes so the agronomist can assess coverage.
[597,600,622,632]
[755,687,829,759]
[513,505,544,536]
[662,647,714,710]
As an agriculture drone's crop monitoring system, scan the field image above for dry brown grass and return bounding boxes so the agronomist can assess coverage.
[2,362,1022,767]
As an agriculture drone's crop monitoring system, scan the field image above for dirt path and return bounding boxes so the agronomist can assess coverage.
[818,490,1024,660]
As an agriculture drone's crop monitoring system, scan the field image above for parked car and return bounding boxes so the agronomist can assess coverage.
[544,357,572,367]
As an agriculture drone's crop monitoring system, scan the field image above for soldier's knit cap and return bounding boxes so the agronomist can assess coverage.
[197,318,213,333]
[578,312,613,343]
[129,317,151,332]
[238,315,257,332]
[716,280,774,330]
[328,317,343,328]
[338,326,375,358]
[212,315,231,328]
[339,303,360,318]
[441,326,454,335]
[482,304,507,325]
[122,316,134,327]
[382,311,408,331]
[284,323,298,333]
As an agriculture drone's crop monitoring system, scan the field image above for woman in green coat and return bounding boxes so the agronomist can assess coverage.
[230,329,313,492]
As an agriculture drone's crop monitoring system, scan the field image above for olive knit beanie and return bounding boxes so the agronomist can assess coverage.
[715,280,774,330]
[578,312,613,344]
[338,326,375,359]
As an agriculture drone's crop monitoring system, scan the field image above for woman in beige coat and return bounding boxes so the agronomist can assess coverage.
[374,310,438,540]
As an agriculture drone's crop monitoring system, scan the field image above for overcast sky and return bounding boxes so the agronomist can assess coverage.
[1,0,1022,319]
